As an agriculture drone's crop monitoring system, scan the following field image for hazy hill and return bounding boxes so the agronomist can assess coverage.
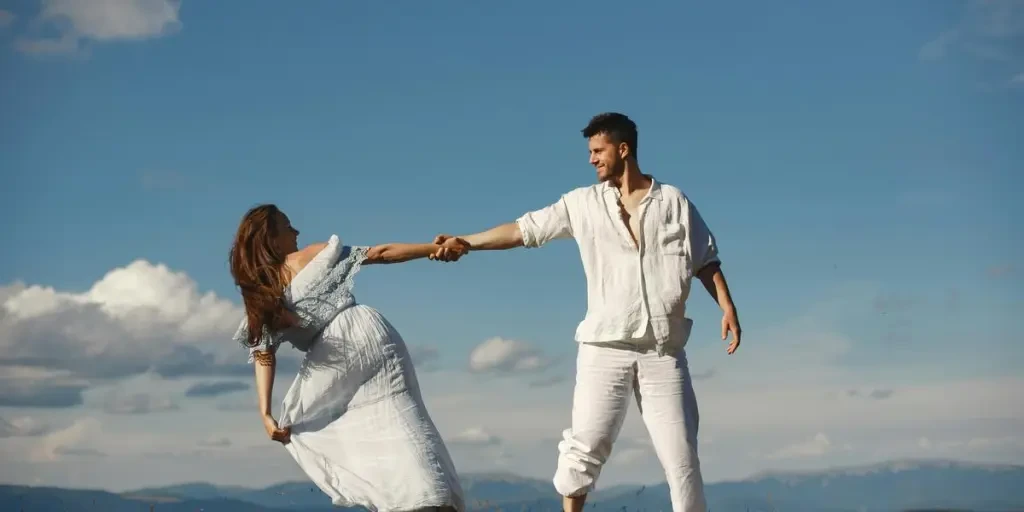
[0,484,286,512]
[2,459,1022,512]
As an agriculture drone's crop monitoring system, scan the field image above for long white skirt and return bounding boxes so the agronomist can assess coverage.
[277,304,464,512]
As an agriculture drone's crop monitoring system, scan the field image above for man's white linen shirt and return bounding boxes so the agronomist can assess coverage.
[515,178,720,350]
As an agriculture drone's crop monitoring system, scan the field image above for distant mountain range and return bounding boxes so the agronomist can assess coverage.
[2,459,1022,512]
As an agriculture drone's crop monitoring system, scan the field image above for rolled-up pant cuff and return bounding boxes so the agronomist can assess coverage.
[553,427,606,497]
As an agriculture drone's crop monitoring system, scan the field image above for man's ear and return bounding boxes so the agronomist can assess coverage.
[618,142,631,160]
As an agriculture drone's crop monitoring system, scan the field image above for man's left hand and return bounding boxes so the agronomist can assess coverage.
[721,307,741,355]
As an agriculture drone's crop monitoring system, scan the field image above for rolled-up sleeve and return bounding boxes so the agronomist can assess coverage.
[516,195,574,248]
[686,198,720,271]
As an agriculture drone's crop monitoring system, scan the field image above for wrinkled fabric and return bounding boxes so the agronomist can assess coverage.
[554,337,705,512]
[234,235,464,512]
[515,178,718,350]
[233,235,367,362]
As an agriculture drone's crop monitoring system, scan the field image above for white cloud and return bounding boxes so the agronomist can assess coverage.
[101,391,179,415]
[409,344,442,372]
[610,436,656,465]
[3,259,240,340]
[82,260,239,339]
[0,416,51,438]
[16,0,181,56]
[449,427,502,447]
[0,259,251,407]
[919,0,1024,88]
[468,337,552,374]
[762,433,852,460]
[965,436,1024,451]
[30,417,103,462]
[916,434,1024,455]
[700,377,1023,436]
[0,366,91,408]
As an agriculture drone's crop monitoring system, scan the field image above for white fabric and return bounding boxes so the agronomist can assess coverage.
[515,178,719,350]
[263,236,465,512]
[517,177,716,510]
[554,336,706,511]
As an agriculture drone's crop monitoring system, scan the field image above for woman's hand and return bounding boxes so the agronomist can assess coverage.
[262,414,291,445]
[429,235,470,262]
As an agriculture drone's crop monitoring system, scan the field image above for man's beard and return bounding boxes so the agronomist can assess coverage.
[598,159,625,182]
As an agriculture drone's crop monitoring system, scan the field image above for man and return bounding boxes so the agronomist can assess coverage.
[431,112,741,512]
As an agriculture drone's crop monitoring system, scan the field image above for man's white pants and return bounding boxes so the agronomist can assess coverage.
[553,339,706,512]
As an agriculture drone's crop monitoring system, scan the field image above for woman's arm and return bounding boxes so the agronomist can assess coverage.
[428,223,523,261]
[364,242,465,264]
[253,350,290,444]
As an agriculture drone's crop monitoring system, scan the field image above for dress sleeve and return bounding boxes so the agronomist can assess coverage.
[327,244,368,299]
[341,245,369,271]
[233,318,282,365]
[235,242,370,364]
[246,334,278,364]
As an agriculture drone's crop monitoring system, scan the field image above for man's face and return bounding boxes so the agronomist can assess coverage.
[588,133,625,182]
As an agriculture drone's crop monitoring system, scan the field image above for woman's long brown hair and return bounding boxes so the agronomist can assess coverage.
[229,204,293,347]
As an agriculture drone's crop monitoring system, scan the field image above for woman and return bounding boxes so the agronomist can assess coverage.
[228,204,467,512]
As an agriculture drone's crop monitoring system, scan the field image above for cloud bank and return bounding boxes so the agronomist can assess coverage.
[0,260,253,408]
[0,260,1020,492]
[15,0,182,56]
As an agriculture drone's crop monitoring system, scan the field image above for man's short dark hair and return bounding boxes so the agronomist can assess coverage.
[581,112,638,159]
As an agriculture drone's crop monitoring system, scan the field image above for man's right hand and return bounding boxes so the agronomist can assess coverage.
[429,234,470,262]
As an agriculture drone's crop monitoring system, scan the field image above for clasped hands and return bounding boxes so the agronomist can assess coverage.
[428,234,471,262]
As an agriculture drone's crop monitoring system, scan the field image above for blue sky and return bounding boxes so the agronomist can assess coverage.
[1,0,1022,492]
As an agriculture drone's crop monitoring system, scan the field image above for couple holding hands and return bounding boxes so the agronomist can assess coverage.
[228,112,741,512]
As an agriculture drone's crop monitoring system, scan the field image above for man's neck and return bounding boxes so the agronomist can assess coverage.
[611,164,650,196]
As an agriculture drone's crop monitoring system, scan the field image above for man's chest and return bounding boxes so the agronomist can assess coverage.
[582,195,685,251]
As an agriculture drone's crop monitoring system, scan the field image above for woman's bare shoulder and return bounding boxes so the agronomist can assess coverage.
[284,242,329,275]
[300,242,329,256]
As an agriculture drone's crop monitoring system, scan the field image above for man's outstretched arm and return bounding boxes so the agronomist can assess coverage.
[430,222,524,260]
[431,195,573,260]
[451,222,525,250]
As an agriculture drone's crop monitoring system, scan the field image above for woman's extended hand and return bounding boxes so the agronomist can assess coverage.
[262,414,291,445]
[429,235,470,262]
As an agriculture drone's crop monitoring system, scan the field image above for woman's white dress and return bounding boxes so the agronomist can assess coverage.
[243,236,464,512]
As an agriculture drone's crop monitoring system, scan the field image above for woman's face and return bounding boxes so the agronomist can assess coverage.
[273,211,300,254]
